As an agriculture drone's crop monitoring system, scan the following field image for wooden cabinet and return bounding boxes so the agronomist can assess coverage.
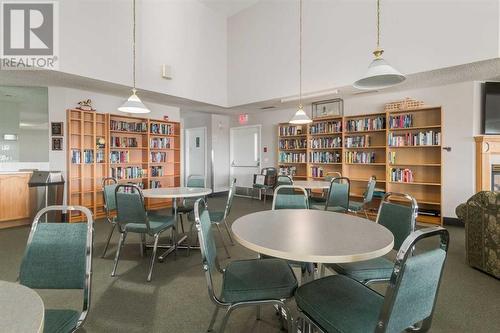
[0,172,31,224]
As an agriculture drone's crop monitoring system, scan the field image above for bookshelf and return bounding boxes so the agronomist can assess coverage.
[276,106,443,225]
[67,110,181,222]
[277,124,308,179]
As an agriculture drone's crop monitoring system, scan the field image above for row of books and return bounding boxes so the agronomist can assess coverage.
[279,139,307,150]
[110,120,147,132]
[309,121,342,134]
[345,116,385,132]
[150,138,171,149]
[389,114,413,129]
[345,135,371,148]
[150,180,162,188]
[310,166,326,178]
[390,168,414,183]
[309,151,341,164]
[388,131,441,147]
[388,151,396,164]
[279,125,304,136]
[110,151,130,164]
[110,136,138,148]
[150,123,174,135]
[71,149,95,164]
[279,166,297,177]
[344,151,376,164]
[150,152,167,163]
[120,182,144,193]
[110,166,145,180]
[278,152,306,163]
[151,166,164,177]
[310,137,341,149]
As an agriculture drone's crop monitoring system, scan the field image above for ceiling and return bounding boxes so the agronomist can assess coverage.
[198,0,259,18]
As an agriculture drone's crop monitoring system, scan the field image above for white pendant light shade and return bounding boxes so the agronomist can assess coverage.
[118,89,150,114]
[353,56,406,90]
[290,105,312,124]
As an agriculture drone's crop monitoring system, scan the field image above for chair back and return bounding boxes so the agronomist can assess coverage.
[272,185,309,210]
[277,175,293,186]
[325,177,350,211]
[324,171,342,182]
[363,178,377,204]
[187,175,205,188]
[376,227,450,333]
[115,184,150,231]
[223,178,237,219]
[19,205,93,329]
[102,177,118,220]
[376,193,418,250]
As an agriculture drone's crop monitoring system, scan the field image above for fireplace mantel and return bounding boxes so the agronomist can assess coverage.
[475,135,500,191]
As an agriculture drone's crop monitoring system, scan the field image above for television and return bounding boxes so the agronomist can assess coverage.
[483,82,500,134]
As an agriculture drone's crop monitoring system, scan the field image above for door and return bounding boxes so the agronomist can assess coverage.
[185,127,207,185]
[230,125,261,191]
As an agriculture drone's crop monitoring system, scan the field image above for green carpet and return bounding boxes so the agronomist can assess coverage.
[0,196,499,332]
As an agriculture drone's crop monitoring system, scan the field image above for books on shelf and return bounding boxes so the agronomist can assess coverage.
[344,151,376,164]
[150,137,171,149]
[96,150,105,163]
[150,180,162,188]
[345,116,385,132]
[279,152,306,163]
[309,120,342,134]
[151,166,164,177]
[279,138,307,149]
[310,166,325,178]
[388,131,441,146]
[111,136,138,148]
[150,123,174,135]
[279,166,297,176]
[71,149,81,164]
[345,135,371,148]
[150,151,167,163]
[110,120,147,132]
[310,137,341,149]
[388,151,396,164]
[110,151,130,164]
[389,114,413,129]
[83,150,94,164]
[390,167,414,183]
[309,151,341,164]
[279,125,304,136]
[111,166,145,180]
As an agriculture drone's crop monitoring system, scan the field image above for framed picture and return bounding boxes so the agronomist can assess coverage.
[51,122,63,136]
[312,99,343,119]
[52,137,63,151]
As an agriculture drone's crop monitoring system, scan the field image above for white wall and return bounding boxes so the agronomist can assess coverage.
[59,0,227,106]
[230,81,480,218]
[228,0,500,105]
[211,114,230,192]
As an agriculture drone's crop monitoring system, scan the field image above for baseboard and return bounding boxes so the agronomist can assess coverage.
[443,217,464,227]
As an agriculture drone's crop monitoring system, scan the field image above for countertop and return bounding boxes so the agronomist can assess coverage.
[0,171,34,175]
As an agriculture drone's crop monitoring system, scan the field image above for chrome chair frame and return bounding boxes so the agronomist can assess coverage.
[324,176,351,212]
[194,198,294,333]
[253,167,277,204]
[23,205,94,332]
[271,185,309,210]
[101,176,118,258]
[348,177,377,219]
[111,183,177,282]
[296,227,450,333]
[177,174,206,233]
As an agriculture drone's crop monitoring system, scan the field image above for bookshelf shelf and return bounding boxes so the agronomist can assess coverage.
[388,145,441,148]
[344,146,386,149]
[388,181,441,186]
[389,125,441,131]
[344,129,386,134]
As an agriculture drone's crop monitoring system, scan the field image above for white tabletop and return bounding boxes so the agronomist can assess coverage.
[293,180,331,189]
[142,187,212,199]
[232,209,394,263]
[0,281,44,333]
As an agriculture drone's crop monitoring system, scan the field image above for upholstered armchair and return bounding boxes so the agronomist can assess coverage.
[456,191,500,278]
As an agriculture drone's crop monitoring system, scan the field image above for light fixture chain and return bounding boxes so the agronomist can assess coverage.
[299,0,302,108]
[133,0,136,91]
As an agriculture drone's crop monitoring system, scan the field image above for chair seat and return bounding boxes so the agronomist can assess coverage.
[44,309,80,333]
[221,258,297,303]
[176,205,194,213]
[327,256,394,282]
[253,184,271,189]
[295,275,383,333]
[311,204,345,212]
[348,201,364,212]
[124,216,176,234]
[209,211,225,222]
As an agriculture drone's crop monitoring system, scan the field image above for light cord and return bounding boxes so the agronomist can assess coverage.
[133,0,136,92]
[299,0,303,109]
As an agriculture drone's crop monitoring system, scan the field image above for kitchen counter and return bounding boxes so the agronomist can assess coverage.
[0,171,32,228]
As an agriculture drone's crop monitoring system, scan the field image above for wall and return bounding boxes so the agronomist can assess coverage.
[211,114,230,192]
[230,81,480,218]
[228,0,500,105]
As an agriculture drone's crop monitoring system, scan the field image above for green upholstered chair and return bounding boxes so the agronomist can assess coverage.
[272,185,309,210]
[111,184,177,282]
[207,178,237,258]
[348,177,377,219]
[252,167,277,204]
[194,198,297,332]
[101,177,118,258]
[322,192,418,283]
[177,175,206,228]
[19,205,93,333]
[295,227,450,333]
[311,177,350,212]
[276,175,293,186]
[309,172,343,204]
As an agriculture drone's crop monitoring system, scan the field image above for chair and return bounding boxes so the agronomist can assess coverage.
[208,178,237,258]
[348,177,377,219]
[194,198,297,332]
[311,177,350,212]
[322,192,418,282]
[295,227,450,333]
[253,167,277,204]
[272,185,309,210]
[324,171,342,182]
[276,175,293,186]
[111,184,177,282]
[310,172,342,204]
[19,205,93,333]
[177,175,206,230]
[456,191,500,278]
[102,177,118,258]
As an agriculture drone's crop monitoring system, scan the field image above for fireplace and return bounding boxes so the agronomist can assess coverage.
[492,165,500,191]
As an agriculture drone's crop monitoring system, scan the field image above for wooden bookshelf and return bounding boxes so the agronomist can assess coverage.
[275,106,443,225]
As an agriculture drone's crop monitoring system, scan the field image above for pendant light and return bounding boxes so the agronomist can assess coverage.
[289,0,312,124]
[353,0,405,90]
[118,0,150,114]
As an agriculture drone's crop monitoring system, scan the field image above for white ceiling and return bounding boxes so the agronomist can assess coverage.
[198,0,259,18]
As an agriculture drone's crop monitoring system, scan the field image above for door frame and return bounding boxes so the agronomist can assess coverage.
[184,126,208,186]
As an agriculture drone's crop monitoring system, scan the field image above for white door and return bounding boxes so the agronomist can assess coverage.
[185,127,207,185]
[230,125,261,190]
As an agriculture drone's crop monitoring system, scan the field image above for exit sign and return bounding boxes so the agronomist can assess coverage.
[239,113,248,125]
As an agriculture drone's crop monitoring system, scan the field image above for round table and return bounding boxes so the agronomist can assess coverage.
[0,280,44,333]
[293,180,331,190]
[232,210,393,281]
[142,187,212,260]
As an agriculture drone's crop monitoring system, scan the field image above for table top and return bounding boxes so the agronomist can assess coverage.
[142,187,212,199]
[0,281,44,333]
[293,180,331,189]
[232,209,394,263]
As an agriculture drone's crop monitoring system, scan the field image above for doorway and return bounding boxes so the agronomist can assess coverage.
[230,125,261,195]
[185,127,207,186]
